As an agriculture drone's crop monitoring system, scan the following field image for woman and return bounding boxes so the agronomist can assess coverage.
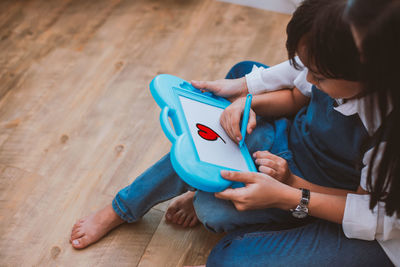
[342,0,400,264]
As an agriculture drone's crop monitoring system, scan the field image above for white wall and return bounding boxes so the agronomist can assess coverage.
[217,0,302,14]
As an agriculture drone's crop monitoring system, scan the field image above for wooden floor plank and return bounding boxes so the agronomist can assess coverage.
[138,218,224,267]
[0,0,290,266]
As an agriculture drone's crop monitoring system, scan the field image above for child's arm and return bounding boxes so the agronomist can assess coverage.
[191,59,311,102]
[251,87,309,117]
[220,87,309,143]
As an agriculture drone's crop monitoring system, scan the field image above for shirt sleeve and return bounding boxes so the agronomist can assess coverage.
[342,142,400,242]
[245,58,312,97]
[343,194,400,242]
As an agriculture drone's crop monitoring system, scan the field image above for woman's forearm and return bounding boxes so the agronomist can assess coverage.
[287,174,358,196]
[279,187,346,224]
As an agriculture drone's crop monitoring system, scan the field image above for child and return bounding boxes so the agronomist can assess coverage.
[70,1,394,265]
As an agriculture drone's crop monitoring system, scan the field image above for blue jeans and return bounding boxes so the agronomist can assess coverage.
[113,116,304,231]
[207,220,393,267]
[112,61,391,265]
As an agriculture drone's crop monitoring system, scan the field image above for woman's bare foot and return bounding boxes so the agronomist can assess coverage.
[165,191,199,227]
[70,204,125,249]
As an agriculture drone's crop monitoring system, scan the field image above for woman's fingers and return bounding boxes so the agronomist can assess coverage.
[214,187,240,201]
[220,170,258,183]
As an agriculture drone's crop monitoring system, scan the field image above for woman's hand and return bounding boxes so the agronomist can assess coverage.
[215,170,297,211]
[253,150,293,185]
[220,97,257,143]
[191,77,248,102]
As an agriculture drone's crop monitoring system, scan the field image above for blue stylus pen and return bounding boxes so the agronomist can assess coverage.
[239,94,253,147]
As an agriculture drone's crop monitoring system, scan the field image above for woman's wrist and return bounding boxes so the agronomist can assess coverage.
[276,186,302,210]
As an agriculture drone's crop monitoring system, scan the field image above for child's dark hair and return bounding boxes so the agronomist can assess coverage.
[345,0,400,217]
[286,0,361,81]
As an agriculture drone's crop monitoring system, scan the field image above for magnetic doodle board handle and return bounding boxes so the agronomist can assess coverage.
[160,106,178,143]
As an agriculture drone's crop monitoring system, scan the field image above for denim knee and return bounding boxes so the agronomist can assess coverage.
[193,191,238,233]
[225,61,269,80]
[193,190,299,233]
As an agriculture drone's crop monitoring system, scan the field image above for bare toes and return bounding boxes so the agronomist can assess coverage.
[72,235,89,249]
[189,217,199,227]
[71,230,85,241]
[72,223,80,232]
[70,228,82,241]
[172,210,184,223]
[182,215,193,227]
[165,207,177,222]
[72,226,82,235]
[177,212,187,225]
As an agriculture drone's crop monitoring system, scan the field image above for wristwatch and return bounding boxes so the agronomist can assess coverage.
[290,188,310,219]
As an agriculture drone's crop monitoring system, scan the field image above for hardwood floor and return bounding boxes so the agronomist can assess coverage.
[0,0,290,266]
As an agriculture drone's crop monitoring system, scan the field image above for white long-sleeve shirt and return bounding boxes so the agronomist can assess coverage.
[245,60,400,266]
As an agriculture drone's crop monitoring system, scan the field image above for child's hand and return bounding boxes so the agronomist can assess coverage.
[191,77,248,102]
[220,97,256,143]
[215,170,295,211]
[253,150,293,185]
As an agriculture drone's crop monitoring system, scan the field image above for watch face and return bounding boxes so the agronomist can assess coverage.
[292,210,308,219]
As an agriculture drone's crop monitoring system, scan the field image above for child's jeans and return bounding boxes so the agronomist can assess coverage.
[112,115,306,232]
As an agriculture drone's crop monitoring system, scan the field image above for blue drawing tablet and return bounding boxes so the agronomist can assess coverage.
[150,74,257,192]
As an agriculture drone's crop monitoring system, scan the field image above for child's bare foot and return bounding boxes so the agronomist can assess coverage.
[165,191,199,227]
[70,204,124,249]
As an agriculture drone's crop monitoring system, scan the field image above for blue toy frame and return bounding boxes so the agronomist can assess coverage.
[150,74,257,192]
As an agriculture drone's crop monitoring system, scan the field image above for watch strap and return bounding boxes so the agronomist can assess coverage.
[299,188,310,206]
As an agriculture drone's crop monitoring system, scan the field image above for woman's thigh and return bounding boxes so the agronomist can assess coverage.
[206,220,393,267]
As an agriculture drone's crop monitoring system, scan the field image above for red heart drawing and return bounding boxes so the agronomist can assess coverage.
[196,123,226,144]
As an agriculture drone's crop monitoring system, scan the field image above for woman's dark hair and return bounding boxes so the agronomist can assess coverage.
[345,0,400,217]
[286,0,361,81]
